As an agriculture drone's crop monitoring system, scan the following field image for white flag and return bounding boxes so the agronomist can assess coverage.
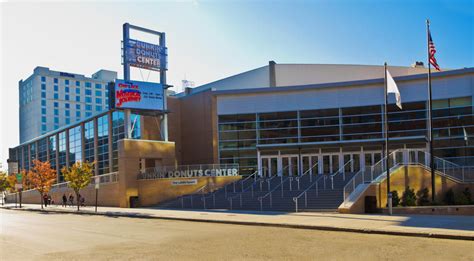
[387,69,402,109]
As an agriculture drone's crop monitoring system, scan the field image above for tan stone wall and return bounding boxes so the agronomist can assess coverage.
[137,176,241,207]
[117,139,176,207]
[377,165,474,208]
[5,183,120,207]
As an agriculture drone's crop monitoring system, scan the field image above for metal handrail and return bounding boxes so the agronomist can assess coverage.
[180,184,208,208]
[257,176,290,211]
[325,160,353,189]
[295,162,319,187]
[292,175,324,212]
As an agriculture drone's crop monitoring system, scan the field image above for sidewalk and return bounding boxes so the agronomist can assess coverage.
[1,203,473,241]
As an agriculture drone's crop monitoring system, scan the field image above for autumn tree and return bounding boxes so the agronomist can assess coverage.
[29,159,57,209]
[62,161,94,211]
[0,171,9,205]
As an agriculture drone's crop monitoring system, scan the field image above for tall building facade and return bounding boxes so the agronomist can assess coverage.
[19,67,117,143]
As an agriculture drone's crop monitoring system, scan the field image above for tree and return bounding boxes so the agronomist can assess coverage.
[416,188,430,206]
[28,160,57,209]
[62,161,94,211]
[0,171,9,205]
[391,190,400,207]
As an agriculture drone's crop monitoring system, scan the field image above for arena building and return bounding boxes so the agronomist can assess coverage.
[7,61,474,211]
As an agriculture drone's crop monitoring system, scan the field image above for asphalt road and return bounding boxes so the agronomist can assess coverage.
[1,209,473,261]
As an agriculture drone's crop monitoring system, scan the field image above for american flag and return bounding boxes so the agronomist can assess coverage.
[428,29,441,71]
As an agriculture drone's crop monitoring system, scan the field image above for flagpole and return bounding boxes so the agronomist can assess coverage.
[427,19,436,202]
[384,62,392,215]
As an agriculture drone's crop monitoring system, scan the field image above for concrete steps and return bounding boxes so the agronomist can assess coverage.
[156,172,356,212]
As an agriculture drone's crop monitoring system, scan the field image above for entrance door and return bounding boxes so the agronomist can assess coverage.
[364,152,382,169]
[280,155,299,176]
[260,155,299,177]
[321,154,339,174]
[261,156,279,177]
[301,154,319,175]
[343,153,361,173]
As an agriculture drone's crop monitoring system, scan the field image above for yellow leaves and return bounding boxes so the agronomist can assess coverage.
[28,159,57,194]
[62,161,95,192]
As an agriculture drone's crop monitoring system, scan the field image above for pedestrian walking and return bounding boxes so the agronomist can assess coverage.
[43,194,48,207]
[62,194,67,207]
[47,194,52,206]
[80,195,85,207]
[69,194,74,207]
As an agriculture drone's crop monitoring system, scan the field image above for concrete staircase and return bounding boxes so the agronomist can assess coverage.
[156,172,356,212]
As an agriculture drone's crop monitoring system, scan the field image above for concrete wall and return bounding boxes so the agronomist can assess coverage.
[117,139,176,207]
[137,176,240,207]
[217,74,474,115]
[5,182,120,207]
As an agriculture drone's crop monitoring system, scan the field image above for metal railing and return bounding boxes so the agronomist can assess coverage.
[293,175,325,212]
[325,160,353,190]
[342,148,474,205]
[225,168,269,209]
[257,166,290,211]
[180,184,209,209]
[295,162,319,190]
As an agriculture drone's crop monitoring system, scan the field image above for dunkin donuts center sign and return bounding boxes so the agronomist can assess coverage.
[139,166,239,180]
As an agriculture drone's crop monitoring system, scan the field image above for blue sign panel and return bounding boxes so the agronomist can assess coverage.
[125,39,167,71]
[113,79,164,111]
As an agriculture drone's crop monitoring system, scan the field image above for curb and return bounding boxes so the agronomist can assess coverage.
[2,206,473,241]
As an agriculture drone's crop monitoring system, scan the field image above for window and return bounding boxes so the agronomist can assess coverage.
[42,125,47,132]
[49,135,57,170]
[76,111,81,118]
[95,90,102,96]
[65,79,69,85]
[65,118,70,124]
[76,96,80,102]
[41,100,46,106]
[85,82,91,88]
[76,104,81,110]
[65,87,70,93]
[54,93,59,99]
[76,81,80,86]
[42,116,46,123]
[86,112,92,117]
[54,78,58,84]
[96,98,102,104]
[65,94,70,101]
[69,126,82,165]
[58,132,66,181]
[54,109,59,116]
[85,97,92,103]
[86,105,92,111]
[96,105,102,111]
[41,108,46,115]
[54,117,59,124]
[84,120,95,164]
[76,88,80,94]
[65,103,70,109]
[41,92,46,98]
[65,110,70,117]
[41,76,46,82]
[95,83,101,89]
[97,115,109,174]
[54,85,58,92]
[54,102,59,108]
[41,84,46,91]
[85,89,92,96]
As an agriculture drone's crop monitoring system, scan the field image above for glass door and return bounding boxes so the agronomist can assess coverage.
[260,156,279,177]
[301,154,319,175]
[280,155,299,176]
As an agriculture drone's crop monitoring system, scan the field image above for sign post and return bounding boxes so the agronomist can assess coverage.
[15,172,23,208]
[95,176,100,213]
[122,23,168,141]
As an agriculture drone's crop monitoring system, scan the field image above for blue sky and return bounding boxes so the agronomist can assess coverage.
[0,0,473,167]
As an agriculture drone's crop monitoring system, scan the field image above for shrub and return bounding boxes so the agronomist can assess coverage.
[391,190,400,207]
[462,188,472,204]
[454,191,470,205]
[416,188,431,206]
[401,187,416,206]
[444,189,455,205]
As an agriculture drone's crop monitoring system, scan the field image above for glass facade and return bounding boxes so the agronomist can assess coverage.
[112,111,125,171]
[49,135,57,171]
[37,138,48,162]
[218,97,474,174]
[69,126,82,165]
[97,114,109,174]
[58,131,67,181]
[84,120,95,164]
